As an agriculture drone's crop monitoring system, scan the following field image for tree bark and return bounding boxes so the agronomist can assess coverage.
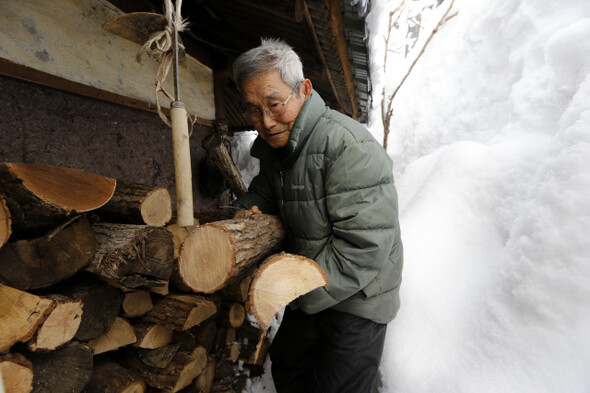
[0,284,55,353]
[27,294,83,352]
[202,133,247,197]
[88,317,137,354]
[177,214,284,293]
[0,215,96,290]
[247,253,329,329]
[27,341,93,393]
[87,223,174,289]
[141,294,217,331]
[0,162,115,235]
[61,279,123,341]
[85,360,146,393]
[96,181,172,227]
[0,353,33,393]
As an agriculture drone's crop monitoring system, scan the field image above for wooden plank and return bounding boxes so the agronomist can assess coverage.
[0,0,215,120]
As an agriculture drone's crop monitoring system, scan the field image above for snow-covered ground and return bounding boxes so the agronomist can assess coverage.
[238,0,590,392]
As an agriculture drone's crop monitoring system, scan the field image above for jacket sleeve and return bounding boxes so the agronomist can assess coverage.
[294,139,400,314]
[231,158,279,215]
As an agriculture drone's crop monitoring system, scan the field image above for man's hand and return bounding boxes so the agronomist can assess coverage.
[234,205,262,219]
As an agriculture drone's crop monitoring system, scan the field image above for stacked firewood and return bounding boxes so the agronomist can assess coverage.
[0,162,328,393]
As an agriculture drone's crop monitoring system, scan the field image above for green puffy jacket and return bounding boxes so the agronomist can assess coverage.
[234,91,403,324]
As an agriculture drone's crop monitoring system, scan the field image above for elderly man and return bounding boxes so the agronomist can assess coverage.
[232,38,403,393]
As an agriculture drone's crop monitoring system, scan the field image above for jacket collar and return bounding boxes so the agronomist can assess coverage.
[251,90,326,166]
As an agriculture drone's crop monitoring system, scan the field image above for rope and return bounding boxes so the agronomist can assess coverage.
[137,0,198,135]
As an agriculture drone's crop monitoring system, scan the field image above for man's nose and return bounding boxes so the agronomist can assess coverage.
[262,111,276,128]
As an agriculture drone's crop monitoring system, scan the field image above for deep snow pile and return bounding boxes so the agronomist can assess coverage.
[239,0,590,391]
[367,0,590,392]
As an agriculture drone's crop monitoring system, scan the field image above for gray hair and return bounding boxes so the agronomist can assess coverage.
[233,38,304,93]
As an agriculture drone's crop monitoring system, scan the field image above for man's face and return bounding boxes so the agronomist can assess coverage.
[241,70,306,149]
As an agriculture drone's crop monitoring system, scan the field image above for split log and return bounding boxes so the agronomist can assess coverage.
[134,323,173,349]
[123,347,208,393]
[221,277,252,303]
[177,214,284,293]
[96,181,172,227]
[220,343,240,363]
[210,374,247,393]
[28,295,83,352]
[0,284,55,353]
[187,321,217,353]
[247,253,329,329]
[202,133,247,197]
[85,360,146,393]
[0,162,115,235]
[194,356,215,393]
[87,223,174,289]
[136,344,181,369]
[141,294,217,331]
[238,330,269,367]
[165,223,190,259]
[0,353,33,393]
[0,215,96,290]
[62,279,123,341]
[0,193,11,248]
[27,341,93,393]
[122,291,153,318]
[88,317,137,354]
[217,302,245,329]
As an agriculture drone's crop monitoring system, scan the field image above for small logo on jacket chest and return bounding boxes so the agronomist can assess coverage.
[291,184,305,190]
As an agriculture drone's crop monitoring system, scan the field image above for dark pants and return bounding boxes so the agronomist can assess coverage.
[269,307,387,393]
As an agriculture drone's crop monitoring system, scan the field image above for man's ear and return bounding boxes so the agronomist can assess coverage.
[301,79,313,100]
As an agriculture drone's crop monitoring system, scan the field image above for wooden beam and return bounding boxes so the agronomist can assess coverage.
[0,59,214,127]
[326,0,359,119]
[301,1,344,112]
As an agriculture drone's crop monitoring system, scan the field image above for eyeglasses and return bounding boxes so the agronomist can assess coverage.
[243,84,300,123]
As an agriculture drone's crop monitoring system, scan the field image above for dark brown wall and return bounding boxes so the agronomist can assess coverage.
[0,75,228,212]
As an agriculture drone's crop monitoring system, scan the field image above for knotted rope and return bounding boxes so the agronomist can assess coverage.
[137,0,197,133]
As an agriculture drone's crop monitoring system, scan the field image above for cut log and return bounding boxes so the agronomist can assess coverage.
[124,347,207,393]
[96,181,172,227]
[247,253,329,329]
[0,162,116,235]
[88,317,137,354]
[87,223,174,289]
[202,133,247,197]
[141,294,217,331]
[85,360,146,393]
[136,344,181,369]
[28,295,83,352]
[165,223,189,259]
[210,374,247,393]
[62,279,123,341]
[220,343,240,363]
[122,290,153,318]
[0,353,33,393]
[0,215,96,290]
[194,356,215,393]
[0,193,11,248]
[177,214,284,293]
[27,341,93,393]
[0,284,55,353]
[218,302,245,329]
[238,330,269,366]
[222,277,252,303]
[134,323,173,349]
[193,209,232,225]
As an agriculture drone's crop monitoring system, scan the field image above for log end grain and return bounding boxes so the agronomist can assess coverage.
[178,226,234,293]
[28,296,83,352]
[141,188,172,227]
[246,253,329,329]
[0,353,33,393]
[88,317,137,355]
[0,194,11,248]
[3,162,116,212]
